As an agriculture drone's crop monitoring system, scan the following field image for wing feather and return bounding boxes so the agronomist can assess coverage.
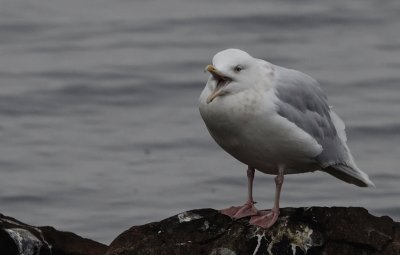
[272,65,349,167]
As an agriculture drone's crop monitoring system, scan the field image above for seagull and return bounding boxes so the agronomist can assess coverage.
[198,49,374,228]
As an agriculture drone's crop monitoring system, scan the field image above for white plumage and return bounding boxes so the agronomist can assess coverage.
[198,48,374,228]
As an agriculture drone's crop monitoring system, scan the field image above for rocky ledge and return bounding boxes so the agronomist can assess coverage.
[0,213,107,255]
[1,207,399,255]
[106,207,400,255]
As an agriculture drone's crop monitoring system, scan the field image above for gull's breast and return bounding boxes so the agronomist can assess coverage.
[199,88,322,174]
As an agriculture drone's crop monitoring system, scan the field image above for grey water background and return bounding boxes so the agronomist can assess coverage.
[0,0,399,244]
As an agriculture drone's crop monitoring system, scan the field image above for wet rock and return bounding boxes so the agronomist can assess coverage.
[0,213,107,255]
[106,207,400,255]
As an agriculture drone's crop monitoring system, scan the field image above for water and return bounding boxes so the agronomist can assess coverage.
[0,0,399,245]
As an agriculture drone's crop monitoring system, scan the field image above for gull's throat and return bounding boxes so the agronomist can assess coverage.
[207,78,230,104]
[216,77,229,90]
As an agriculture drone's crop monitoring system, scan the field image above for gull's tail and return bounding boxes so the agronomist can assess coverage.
[323,111,375,188]
[323,164,375,188]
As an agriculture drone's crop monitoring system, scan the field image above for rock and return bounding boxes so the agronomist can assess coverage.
[0,213,108,255]
[106,207,400,255]
[2,207,399,255]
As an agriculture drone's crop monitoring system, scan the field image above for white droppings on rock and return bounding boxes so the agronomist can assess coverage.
[291,243,297,254]
[2,218,24,226]
[5,228,43,255]
[252,231,266,255]
[247,216,322,255]
[175,240,192,246]
[270,221,318,254]
[210,247,237,255]
[289,225,315,253]
[31,226,52,252]
[201,220,210,231]
[177,212,202,223]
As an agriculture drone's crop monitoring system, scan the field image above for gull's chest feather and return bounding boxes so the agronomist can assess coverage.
[199,89,265,139]
[199,88,323,173]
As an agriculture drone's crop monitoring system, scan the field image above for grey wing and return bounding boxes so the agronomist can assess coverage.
[273,66,350,167]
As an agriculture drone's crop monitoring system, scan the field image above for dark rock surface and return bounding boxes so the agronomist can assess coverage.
[106,207,400,255]
[0,213,107,255]
[2,207,399,255]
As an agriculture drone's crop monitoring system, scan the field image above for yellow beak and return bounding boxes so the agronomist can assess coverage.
[205,65,229,104]
[206,65,225,78]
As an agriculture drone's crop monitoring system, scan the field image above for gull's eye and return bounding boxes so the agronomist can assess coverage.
[233,65,243,73]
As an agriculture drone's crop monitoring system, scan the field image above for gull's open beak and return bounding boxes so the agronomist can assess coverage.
[205,65,230,104]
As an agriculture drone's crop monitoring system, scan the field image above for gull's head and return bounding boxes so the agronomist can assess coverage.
[205,49,269,104]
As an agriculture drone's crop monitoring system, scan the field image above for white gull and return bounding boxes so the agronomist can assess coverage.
[198,48,374,228]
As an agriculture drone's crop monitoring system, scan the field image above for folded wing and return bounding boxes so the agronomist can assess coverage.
[272,65,374,187]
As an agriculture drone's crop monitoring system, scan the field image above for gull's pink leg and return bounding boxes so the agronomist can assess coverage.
[250,168,284,228]
[220,166,259,218]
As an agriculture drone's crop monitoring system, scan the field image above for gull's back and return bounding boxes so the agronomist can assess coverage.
[271,64,374,187]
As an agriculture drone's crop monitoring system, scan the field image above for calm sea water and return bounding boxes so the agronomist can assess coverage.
[0,0,399,244]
